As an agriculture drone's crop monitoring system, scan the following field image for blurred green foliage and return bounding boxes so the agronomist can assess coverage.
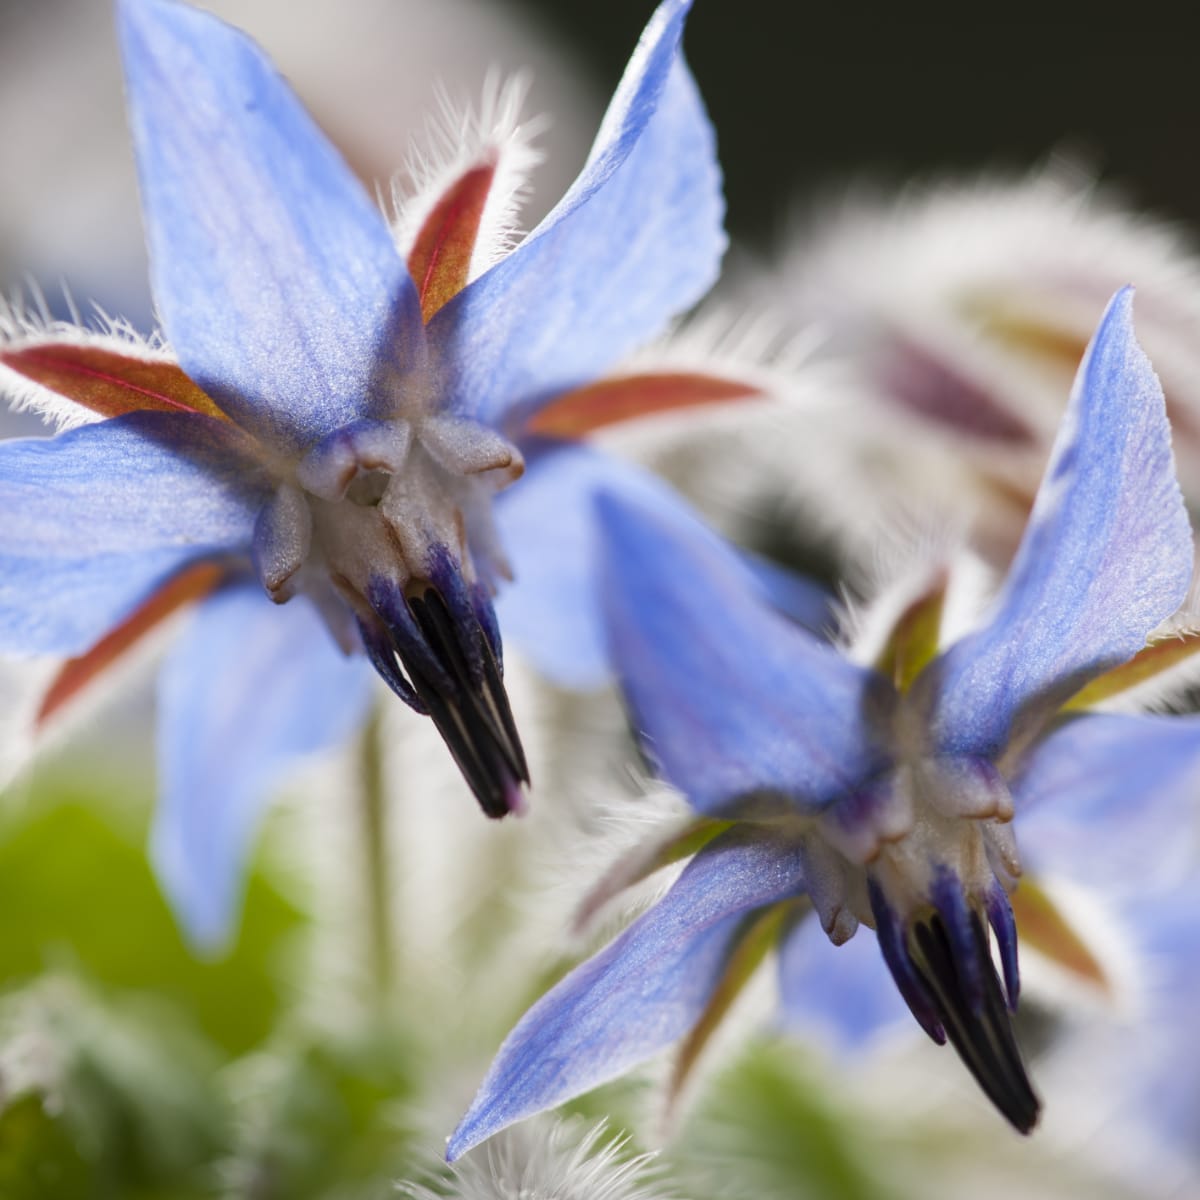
[0,766,1147,1200]
[669,1040,900,1200]
[0,773,300,1056]
[0,978,227,1198]
[0,1094,91,1199]
[225,1031,420,1200]
[0,768,419,1198]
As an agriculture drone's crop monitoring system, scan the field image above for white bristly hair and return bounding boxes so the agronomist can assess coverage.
[708,164,1200,574]
[389,72,547,281]
[0,289,177,433]
[401,1116,680,1200]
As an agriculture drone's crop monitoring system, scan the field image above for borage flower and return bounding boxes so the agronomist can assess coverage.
[448,289,1198,1154]
[768,169,1200,563]
[1069,877,1200,1181]
[0,0,731,945]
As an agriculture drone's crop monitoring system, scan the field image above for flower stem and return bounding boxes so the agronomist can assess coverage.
[359,705,393,1006]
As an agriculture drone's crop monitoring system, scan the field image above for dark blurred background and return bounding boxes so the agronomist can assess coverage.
[3,1,1197,319]
[516,2,1200,248]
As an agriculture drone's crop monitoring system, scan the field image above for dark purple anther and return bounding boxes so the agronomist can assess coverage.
[871,874,1040,1135]
[932,865,985,1013]
[358,552,528,818]
[987,885,1021,1010]
[869,879,946,1046]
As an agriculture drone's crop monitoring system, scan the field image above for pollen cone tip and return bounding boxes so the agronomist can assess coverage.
[909,910,1041,1135]
[505,780,530,818]
[364,575,530,819]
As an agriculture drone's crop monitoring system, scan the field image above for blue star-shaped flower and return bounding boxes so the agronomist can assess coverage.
[448,289,1198,1153]
[0,0,725,947]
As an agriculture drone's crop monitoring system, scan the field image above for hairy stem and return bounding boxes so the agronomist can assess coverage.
[359,705,393,1006]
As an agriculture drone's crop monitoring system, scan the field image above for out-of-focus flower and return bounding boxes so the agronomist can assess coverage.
[1005,870,1200,1195]
[1110,883,1200,1169]
[0,0,731,947]
[762,169,1200,563]
[447,290,1200,1156]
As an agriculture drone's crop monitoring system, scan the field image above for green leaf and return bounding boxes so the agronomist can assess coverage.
[671,1040,902,1200]
[0,1093,91,1200]
[226,1029,421,1200]
[0,978,229,1199]
[0,775,303,1056]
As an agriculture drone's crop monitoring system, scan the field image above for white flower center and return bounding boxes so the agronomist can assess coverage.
[798,753,1020,946]
[250,412,524,635]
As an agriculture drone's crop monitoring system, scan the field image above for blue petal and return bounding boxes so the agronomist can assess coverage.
[447,828,804,1160]
[432,0,724,429]
[117,0,421,453]
[596,487,890,814]
[0,412,268,655]
[1119,878,1200,1154]
[496,441,833,691]
[917,289,1193,760]
[1011,712,1200,890]
[740,550,836,634]
[153,579,374,950]
[777,917,911,1050]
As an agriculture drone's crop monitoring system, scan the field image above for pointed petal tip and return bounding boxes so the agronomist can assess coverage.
[444,1122,477,1164]
[440,0,721,428]
[1091,284,1137,350]
[116,0,203,50]
[447,834,805,1166]
[446,1095,513,1162]
[922,276,1191,760]
[150,825,237,958]
[647,0,693,41]
[1110,281,1135,312]
[592,481,641,539]
[119,0,417,450]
